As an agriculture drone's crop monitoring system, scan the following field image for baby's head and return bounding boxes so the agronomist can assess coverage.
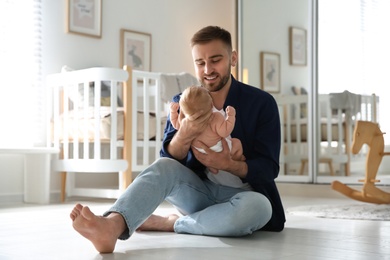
[179,86,212,118]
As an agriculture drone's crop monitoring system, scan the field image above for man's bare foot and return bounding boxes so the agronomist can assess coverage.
[70,204,126,253]
[137,214,179,232]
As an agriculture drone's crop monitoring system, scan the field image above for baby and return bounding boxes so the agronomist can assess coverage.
[170,85,243,160]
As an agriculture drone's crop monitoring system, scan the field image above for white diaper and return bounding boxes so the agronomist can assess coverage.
[194,138,232,154]
[194,140,222,154]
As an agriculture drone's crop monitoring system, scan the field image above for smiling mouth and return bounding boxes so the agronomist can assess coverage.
[205,75,218,81]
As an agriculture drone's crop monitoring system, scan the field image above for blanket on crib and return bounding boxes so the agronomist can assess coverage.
[160,73,199,102]
[329,90,361,115]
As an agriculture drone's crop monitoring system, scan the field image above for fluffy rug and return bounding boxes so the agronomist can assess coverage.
[286,204,390,221]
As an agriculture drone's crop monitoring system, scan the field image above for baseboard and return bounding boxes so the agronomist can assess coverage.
[0,191,62,205]
[0,193,24,205]
[277,182,390,199]
[277,183,349,199]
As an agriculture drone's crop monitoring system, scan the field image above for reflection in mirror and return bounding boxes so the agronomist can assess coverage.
[239,0,314,179]
[239,0,390,183]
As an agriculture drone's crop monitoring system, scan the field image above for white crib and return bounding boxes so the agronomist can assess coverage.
[46,66,168,201]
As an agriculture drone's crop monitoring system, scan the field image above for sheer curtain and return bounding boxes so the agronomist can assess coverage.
[0,0,43,147]
[318,0,390,143]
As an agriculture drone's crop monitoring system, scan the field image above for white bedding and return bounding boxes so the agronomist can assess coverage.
[55,107,166,141]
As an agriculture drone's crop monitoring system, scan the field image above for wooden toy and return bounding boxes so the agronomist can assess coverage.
[332,120,390,204]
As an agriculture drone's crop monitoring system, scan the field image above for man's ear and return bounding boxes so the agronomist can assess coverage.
[231,50,238,67]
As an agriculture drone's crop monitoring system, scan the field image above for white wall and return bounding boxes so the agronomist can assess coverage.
[0,0,236,203]
[43,0,236,75]
[241,0,311,95]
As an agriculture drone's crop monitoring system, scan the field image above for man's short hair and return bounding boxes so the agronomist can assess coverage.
[190,26,232,52]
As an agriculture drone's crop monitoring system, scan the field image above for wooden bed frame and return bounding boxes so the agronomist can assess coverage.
[46,66,166,201]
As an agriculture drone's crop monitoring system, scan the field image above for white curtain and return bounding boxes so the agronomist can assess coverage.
[0,0,43,147]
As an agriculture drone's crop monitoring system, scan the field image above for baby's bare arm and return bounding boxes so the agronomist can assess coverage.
[215,106,236,138]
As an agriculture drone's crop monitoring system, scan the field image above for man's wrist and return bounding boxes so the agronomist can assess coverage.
[228,160,248,178]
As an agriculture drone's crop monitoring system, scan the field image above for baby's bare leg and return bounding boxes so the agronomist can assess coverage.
[70,204,126,253]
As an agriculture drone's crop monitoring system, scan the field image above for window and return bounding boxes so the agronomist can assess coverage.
[318,0,390,143]
[0,0,43,147]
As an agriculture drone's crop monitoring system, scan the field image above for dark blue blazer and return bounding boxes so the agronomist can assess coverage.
[160,76,285,232]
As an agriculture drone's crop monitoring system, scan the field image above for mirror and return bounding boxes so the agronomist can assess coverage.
[238,0,390,184]
[238,0,314,182]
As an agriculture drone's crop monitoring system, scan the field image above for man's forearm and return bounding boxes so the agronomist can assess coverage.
[167,133,193,160]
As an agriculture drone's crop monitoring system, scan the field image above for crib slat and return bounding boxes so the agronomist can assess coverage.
[131,74,138,169]
[336,108,343,154]
[154,77,162,160]
[72,83,80,159]
[110,80,117,159]
[63,85,69,160]
[83,81,89,159]
[372,94,378,122]
[94,81,101,159]
[323,95,332,152]
[142,76,150,166]
[295,100,301,147]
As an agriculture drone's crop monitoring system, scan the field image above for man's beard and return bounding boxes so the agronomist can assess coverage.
[209,73,230,92]
[201,66,231,92]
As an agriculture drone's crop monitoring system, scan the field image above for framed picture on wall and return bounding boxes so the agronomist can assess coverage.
[67,0,102,38]
[260,52,280,93]
[120,29,151,71]
[289,27,307,66]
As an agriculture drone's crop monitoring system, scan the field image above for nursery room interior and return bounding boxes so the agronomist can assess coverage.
[1,0,390,259]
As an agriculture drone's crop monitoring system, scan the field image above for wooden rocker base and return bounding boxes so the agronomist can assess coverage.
[332,181,390,204]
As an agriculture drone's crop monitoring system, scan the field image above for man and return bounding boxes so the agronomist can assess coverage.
[70,25,285,253]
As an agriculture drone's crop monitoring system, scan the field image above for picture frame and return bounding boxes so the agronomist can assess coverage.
[289,27,307,66]
[120,29,152,71]
[260,52,280,93]
[67,0,102,38]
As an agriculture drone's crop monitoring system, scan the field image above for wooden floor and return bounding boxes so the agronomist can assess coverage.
[1,183,389,260]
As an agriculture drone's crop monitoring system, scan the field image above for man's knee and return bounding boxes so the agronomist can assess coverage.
[233,192,272,230]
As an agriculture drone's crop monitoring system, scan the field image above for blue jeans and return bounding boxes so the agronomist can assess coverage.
[104,157,272,240]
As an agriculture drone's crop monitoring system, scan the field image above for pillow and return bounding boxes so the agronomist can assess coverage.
[291,86,308,118]
[61,65,122,107]
[98,81,123,107]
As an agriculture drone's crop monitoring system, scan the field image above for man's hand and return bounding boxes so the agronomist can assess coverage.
[176,109,213,143]
[192,138,247,178]
[167,109,213,160]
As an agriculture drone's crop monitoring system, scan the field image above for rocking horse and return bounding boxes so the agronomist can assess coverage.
[332,120,390,204]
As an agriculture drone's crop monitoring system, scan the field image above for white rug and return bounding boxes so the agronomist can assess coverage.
[286,204,390,221]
